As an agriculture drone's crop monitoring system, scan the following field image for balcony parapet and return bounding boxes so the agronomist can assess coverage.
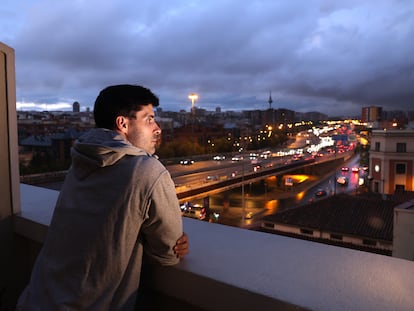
[14,184,414,311]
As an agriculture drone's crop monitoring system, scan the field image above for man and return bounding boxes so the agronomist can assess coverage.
[17,84,189,310]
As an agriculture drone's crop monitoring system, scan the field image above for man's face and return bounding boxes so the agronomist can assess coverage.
[124,104,161,155]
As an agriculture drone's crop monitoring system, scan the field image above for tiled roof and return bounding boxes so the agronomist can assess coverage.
[261,193,405,241]
[20,135,52,147]
[19,129,86,146]
[51,128,85,140]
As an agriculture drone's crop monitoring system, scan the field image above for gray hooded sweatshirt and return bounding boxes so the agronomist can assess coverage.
[17,128,183,310]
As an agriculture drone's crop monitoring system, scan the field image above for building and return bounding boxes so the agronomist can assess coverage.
[73,101,80,112]
[361,106,382,124]
[369,129,414,195]
[393,198,414,261]
[260,193,398,255]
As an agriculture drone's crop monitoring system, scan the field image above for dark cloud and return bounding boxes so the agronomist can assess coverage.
[1,0,414,115]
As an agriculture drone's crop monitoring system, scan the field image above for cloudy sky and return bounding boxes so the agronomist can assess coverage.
[1,0,414,116]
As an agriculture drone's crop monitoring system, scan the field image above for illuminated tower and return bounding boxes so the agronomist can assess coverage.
[268,91,274,126]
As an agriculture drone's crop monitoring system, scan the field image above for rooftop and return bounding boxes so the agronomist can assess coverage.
[262,193,399,241]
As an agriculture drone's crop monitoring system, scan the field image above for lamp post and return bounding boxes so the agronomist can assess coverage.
[241,160,245,224]
[188,93,198,154]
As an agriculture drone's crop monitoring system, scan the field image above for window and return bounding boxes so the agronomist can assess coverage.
[330,234,343,241]
[396,143,406,153]
[396,163,406,174]
[363,239,376,246]
[300,228,313,235]
[374,182,379,193]
[395,185,405,192]
[374,142,380,152]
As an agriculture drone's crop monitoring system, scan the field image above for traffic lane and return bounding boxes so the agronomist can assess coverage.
[167,159,243,177]
[172,156,291,189]
[168,156,287,179]
[173,169,229,186]
[307,155,365,200]
[173,162,264,187]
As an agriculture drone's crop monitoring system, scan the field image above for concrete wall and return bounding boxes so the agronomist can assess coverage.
[0,41,21,309]
[393,201,414,261]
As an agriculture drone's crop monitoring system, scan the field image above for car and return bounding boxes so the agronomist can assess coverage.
[260,150,271,159]
[253,165,261,172]
[351,167,359,173]
[231,156,243,161]
[180,159,194,165]
[245,212,253,219]
[180,203,205,220]
[314,189,327,197]
[213,155,226,161]
[341,167,349,172]
[336,176,348,185]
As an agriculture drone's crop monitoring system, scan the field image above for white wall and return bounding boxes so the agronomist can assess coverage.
[393,202,414,261]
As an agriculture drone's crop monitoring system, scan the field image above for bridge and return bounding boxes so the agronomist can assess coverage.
[19,151,352,204]
[176,154,348,203]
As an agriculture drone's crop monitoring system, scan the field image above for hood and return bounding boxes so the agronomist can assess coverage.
[71,128,149,180]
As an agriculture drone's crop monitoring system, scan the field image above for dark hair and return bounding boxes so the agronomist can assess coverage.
[93,84,159,129]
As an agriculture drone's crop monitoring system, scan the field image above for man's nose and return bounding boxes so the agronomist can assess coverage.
[154,123,161,134]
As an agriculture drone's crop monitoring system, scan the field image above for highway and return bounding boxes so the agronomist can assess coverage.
[170,155,286,187]
[175,150,361,228]
[33,127,362,228]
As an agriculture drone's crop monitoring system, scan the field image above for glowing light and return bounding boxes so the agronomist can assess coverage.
[188,93,198,102]
[188,93,198,111]
[296,191,305,200]
[290,174,310,184]
[264,200,278,214]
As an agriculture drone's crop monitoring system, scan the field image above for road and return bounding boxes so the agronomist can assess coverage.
[197,153,363,228]
[171,155,287,189]
[34,129,361,229]
[36,152,361,230]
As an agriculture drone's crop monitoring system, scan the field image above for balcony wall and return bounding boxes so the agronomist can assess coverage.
[12,183,414,310]
[1,41,22,310]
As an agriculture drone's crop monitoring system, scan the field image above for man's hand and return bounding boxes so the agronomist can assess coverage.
[173,232,189,259]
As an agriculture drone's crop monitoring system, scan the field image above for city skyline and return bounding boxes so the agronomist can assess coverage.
[2,0,414,116]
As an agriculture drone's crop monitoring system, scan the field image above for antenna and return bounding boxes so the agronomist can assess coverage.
[268,91,273,109]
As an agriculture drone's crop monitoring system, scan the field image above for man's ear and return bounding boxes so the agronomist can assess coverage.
[115,116,128,133]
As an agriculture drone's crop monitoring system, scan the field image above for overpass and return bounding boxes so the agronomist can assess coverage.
[19,152,352,203]
[176,154,349,203]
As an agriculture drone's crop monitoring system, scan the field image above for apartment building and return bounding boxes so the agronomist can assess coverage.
[369,129,414,195]
[361,105,382,123]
